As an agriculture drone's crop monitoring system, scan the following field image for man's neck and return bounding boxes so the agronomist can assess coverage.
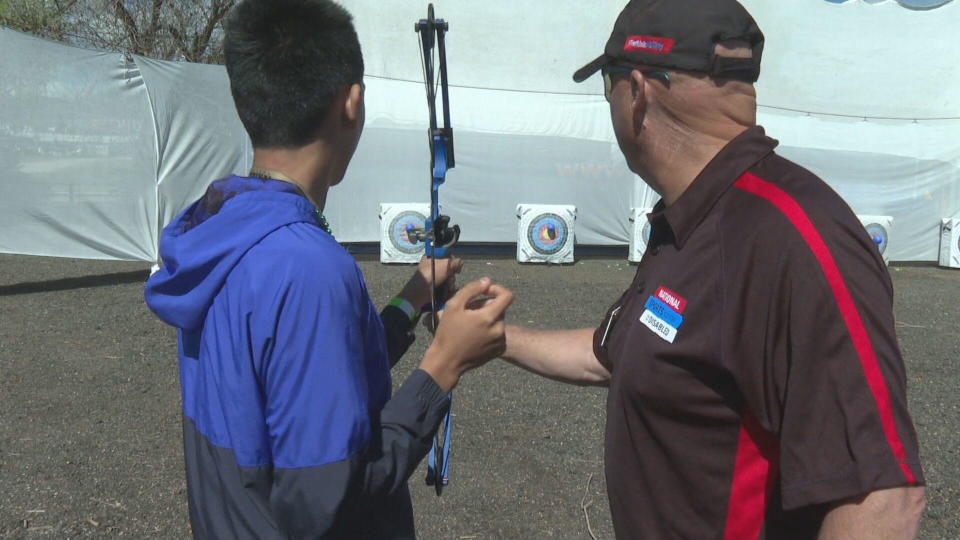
[251,141,336,211]
[641,122,749,206]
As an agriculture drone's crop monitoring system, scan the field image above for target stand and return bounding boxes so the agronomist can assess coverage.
[516,204,576,264]
[857,215,894,265]
[379,203,430,264]
[628,207,654,263]
[939,218,960,269]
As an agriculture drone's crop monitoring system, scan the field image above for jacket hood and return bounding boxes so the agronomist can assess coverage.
[145,176,321,331]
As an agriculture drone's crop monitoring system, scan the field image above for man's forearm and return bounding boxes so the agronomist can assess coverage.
[502,326,609,386]
[818,486,925,540]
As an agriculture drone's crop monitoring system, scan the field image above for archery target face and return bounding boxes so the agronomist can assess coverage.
[516,204,576,264]
[527,213,569,255]
[939,219,960,269]
[388,210,427,255]
[628,208,654,263]
[864,223,889,255]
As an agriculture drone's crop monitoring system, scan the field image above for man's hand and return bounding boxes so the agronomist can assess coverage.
[398,256,464,310]
[418,278,514,392]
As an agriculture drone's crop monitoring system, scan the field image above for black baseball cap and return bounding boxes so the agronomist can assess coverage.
[573,0,765,84]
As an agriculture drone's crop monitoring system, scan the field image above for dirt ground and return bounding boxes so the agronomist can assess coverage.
[0,254,957,539]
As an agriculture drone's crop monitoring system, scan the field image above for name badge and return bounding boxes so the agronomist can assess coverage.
[639,309,677,343]
[643,297,683,329]
[639,286,686,343]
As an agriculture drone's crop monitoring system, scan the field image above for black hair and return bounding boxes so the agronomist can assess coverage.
[224,0,364,148]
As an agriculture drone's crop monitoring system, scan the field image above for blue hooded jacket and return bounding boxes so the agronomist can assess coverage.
[145,176,449,539]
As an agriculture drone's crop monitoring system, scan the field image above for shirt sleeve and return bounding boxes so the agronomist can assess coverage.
[247,253,449,537]
[592,287,633,371]
[726,213,924,511]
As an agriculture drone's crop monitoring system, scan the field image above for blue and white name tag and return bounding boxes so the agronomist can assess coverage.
[639,296,684,343]
[643,297,683,328]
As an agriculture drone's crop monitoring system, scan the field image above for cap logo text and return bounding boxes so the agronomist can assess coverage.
[624,35,675,54]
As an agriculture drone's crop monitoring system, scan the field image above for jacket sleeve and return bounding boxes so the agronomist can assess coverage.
[379,305,417,368]
[248,257,448,538]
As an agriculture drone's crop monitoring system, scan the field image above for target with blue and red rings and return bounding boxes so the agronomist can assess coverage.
[389,210,427,255]
[864,223,889,254]
[527,213,569,255]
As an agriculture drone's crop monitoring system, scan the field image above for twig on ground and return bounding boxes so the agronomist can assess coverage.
[93,498,126,511]
[581,472,598,540]
[896,322,928,329]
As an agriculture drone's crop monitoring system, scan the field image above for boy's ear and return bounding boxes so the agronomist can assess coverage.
[344,82,364,125]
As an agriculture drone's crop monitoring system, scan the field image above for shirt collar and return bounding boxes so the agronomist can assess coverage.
[654,126,778,249]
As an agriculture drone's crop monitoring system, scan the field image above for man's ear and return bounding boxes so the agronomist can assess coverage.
[630,69,648,136]
[343,82,364,125]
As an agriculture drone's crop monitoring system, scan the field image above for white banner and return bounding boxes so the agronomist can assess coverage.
[2,0,958,262]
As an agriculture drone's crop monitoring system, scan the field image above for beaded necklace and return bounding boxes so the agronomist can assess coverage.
[248,167,333,236]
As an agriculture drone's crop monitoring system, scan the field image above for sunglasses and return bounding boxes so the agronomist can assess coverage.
[602,64,671,101]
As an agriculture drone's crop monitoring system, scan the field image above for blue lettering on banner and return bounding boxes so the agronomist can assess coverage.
[644,296,684,328]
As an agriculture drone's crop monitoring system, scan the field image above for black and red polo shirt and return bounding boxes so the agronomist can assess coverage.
[593,126,924,539]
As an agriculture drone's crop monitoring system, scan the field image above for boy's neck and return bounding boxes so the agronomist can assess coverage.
[251,141,337,211]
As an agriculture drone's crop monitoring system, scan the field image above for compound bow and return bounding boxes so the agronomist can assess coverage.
[409,3,459,496]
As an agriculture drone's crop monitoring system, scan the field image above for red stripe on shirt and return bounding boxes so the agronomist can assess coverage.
[733,172,916,483]
[724,412,779,540]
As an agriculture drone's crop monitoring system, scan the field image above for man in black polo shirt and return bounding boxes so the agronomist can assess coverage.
[502,0,925,538]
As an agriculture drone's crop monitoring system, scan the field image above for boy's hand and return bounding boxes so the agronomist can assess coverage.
[419,278,514,392]
[420,291,491,334]
[416,256,463,289]
[398,256,464,310]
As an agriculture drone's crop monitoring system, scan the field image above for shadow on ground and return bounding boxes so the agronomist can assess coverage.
[0,271,148,296]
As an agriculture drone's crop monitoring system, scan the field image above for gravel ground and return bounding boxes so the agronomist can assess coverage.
[0,254,957,539]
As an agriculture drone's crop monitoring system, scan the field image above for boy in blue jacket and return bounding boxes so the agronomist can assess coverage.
[144,1,514,538]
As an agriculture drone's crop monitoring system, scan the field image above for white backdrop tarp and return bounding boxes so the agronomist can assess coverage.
[0,30,158,260]
[1,0,958,262]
